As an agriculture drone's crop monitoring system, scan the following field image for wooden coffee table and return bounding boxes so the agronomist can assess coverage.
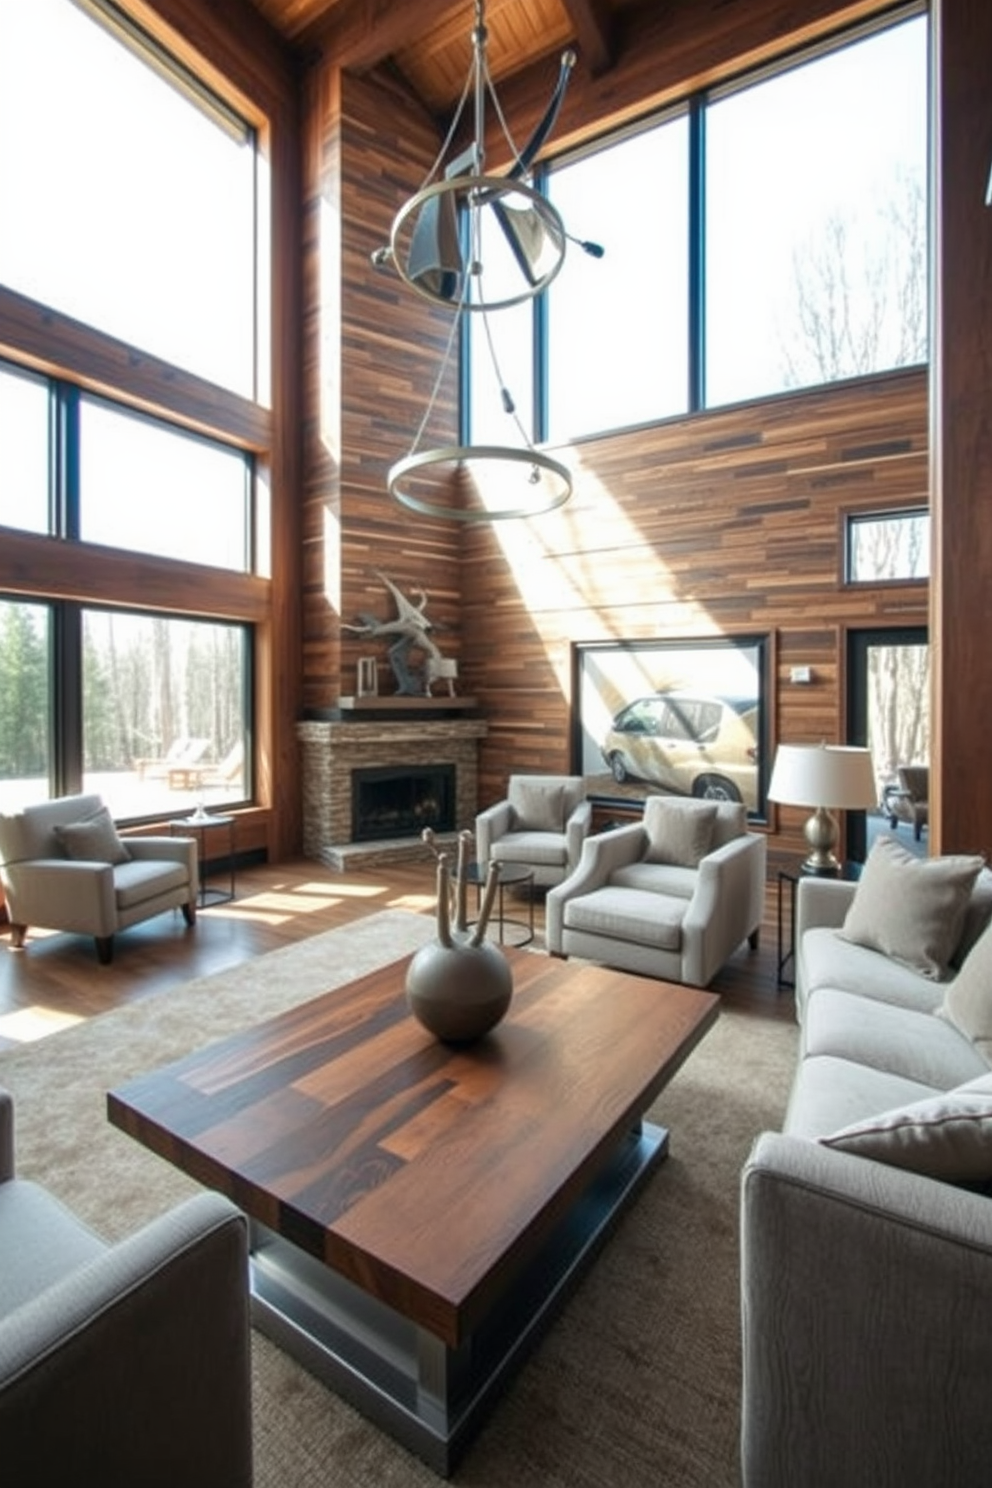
[108,949,717,1474]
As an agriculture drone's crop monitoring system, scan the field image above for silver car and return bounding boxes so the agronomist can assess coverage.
[601,692,759,809]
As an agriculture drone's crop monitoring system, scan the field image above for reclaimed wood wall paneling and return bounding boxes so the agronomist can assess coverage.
[457,370,929,859]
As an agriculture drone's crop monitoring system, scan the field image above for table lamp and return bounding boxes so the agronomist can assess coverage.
[768,743,877,874]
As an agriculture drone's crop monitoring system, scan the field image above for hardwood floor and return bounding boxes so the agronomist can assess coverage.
[0,860,794,1051]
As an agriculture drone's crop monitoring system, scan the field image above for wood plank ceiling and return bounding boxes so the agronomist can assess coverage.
[245,0,627,113]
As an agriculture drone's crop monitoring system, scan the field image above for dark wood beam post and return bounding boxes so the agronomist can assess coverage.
[930,0,992,856]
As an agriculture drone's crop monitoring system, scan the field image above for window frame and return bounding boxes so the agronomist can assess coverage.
[463,1,928,447]
[842,504,931,586]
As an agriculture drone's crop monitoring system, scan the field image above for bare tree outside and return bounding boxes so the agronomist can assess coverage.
[779,164,930,807]
[780,166,927,387]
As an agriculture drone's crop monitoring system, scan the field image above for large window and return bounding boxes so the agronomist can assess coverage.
[0,366,49,535]
[467,7,927,444]
[80,399,251,570]
[83,611,249,819]
[705,15,928,405]
[546,118,690,442]
[0,0,259,397]
[0,601,51,813]
[0,598,250,819]
[0,360,254,571]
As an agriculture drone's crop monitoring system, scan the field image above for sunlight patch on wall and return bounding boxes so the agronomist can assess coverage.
[471,447,717,684]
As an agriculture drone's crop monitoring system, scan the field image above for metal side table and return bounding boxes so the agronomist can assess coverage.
[170,813,236,908]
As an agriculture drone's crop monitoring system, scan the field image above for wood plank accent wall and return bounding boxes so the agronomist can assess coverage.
[300,65,462,713]
[930,0,992,861]
[459,369,929,861]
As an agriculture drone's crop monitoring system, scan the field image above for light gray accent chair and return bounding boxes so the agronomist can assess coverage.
[546,796,766,987]
[0,793,198,964]
[475,774,592,889]
[0,1085,253,1487]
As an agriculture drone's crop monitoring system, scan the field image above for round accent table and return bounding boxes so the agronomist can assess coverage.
[170,814,236,908]
[457,861,535,948]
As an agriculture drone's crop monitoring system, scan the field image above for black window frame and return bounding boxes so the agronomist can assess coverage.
[462,0,928,447]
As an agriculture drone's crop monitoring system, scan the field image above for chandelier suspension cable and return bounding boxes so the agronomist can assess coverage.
[406,257,473,457]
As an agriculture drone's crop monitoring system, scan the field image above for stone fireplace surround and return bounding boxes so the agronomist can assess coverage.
[298,717,488,870]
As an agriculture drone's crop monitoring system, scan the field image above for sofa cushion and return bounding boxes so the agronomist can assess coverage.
[562,886,684,951]
[840,835,985,980]
[819,1072,992,1183]
[509,779,564,833]
[54,805,131,866]
[710,801,747,849]
[951,866,992,970]
[643,797,717,868]
[801,927,946,1014]
[940,918,992,1060]
[784,1053,941,1141]
[803,987,991,1089]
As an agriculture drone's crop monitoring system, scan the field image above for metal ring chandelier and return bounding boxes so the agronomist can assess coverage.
[372,0,599,523]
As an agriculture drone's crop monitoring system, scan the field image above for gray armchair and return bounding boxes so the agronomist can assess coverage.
[0,793,198,963]
[0,1086,253,1487]
[475,774,592,889]
[547,795,766,987]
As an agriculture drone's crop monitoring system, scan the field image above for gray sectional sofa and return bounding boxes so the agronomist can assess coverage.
[741,841,992,1488]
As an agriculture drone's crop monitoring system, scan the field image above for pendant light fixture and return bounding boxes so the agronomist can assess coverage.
[371,0,601,522]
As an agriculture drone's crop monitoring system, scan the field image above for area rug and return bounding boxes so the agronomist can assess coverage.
[0,910,798,1487]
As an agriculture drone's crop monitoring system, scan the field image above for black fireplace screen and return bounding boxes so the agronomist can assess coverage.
[351,764,456,843]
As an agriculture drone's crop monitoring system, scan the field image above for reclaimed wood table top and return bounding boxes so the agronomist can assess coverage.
[108,949,718,1347]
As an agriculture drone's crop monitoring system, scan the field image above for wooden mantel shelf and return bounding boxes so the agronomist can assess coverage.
[335,696,479,712]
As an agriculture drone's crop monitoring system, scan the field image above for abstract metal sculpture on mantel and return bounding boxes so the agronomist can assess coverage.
[370,0,601,522]
[342,571,457,697]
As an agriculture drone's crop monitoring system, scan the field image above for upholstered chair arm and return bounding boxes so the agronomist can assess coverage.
[565,798,593,868]
[546,823,646,951]
[126,835,199,887]
[741,1132,992,1488]
[0,1087,13,1183]
[475,800,514,865]
[0,860,117,936]
[681,833,767,988]
[0,1192,253,1488]
[795,875,857,941]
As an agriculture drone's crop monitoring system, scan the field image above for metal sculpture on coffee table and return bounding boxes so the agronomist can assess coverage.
[407,829,511,1042]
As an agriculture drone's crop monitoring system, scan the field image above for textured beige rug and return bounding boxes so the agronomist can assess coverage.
[0,910,798,1487]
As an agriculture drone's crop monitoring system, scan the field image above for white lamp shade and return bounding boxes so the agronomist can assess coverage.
[768,744,877,810]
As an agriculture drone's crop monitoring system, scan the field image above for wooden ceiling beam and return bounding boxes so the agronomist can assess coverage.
[299,0,468,71]
[560,0,616,77]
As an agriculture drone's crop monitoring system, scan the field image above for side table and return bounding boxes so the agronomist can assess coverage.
[777,858,861,988]
[457,861,535,948]
[170,814,236,908]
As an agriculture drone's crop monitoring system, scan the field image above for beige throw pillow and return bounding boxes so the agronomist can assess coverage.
[840,835,985,980]
[643,796,718,868]
[509,780,565,833]
[940,919,992,1060]
[820,1073,992,1182]
[55,805,131,866]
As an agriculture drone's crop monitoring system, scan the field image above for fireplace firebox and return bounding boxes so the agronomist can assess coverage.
[352,764,456,843]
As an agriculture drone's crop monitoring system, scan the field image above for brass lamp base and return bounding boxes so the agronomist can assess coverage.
[802,806,841,875]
